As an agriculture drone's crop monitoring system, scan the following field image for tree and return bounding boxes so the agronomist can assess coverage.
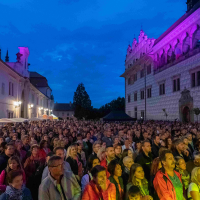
[73,83,92,119]
[193,108,200,122]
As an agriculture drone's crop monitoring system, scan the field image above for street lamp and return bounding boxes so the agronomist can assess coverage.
[14,101,22,108]
[29,104,34,109]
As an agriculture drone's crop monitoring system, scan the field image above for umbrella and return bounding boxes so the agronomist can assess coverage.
[10,118,28,123]
[28,117,44,121]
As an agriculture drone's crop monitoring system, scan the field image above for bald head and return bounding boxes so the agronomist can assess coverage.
[123,156,134,170]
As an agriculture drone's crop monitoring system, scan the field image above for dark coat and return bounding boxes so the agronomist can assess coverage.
[108,176,124,200]
[0,154,10,174]
[173,149,190,162]
[135,151,153,180]
[152,143,160,159]
[121,171,129,194]
[66,156,78,175]
[102,137,113,147]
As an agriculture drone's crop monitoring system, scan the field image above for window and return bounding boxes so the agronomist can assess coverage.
[37,97,39,105]
[147,88,152,98]
[135,107,137,119]
[159,83,165,95]
[141,111,144,119]
[128,78,131,85]
[173,78,180,92]
[191,73,195,87]
[134,92,137,101]
[128,95,131,103]
[140,90,144,100]
[8,111,13,118]
[140,69,144,78]
[198,71,200,86]
[1,83,5,95]
[147,65,151,75]
[9,82,14,96]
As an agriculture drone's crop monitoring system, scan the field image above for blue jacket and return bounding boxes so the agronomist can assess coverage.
[0,187,32,200]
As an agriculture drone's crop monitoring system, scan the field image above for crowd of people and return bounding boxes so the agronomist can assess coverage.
[0,119,200,200]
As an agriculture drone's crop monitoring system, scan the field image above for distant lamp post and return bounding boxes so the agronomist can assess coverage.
[14,101,22,108]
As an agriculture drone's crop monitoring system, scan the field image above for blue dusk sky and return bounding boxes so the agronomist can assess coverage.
[0,0,186,108]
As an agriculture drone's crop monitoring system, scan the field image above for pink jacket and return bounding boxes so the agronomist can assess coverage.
[0,169,26,192]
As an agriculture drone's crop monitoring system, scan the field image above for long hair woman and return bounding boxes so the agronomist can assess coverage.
[0,156,26,193]
[126,163,152,200]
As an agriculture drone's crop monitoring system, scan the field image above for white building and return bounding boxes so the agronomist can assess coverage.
[121,0,200,122]
[0,47,54,119]
[53,102,74,119]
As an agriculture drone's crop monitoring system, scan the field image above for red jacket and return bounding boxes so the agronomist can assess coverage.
[82,179,116,200]
[100,159,110,178]
[38,148,50,159]
[153,169,182,200]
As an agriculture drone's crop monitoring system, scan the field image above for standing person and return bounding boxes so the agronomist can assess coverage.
[0,156,26,193]
[38,140,51,160]
[102,129,113,147]
[135,140,153,180]
[122,156,134,194]
[41,147,71,181]
[15,140,27,164]
[152,135,160,159]
[126,163,152,200]
[187,153,200,174]
[153,149,184,200]
[175,156,190,197]
[89,141,101,158]
[100,146,116,178]
[22,136,30,152]
[81,156,100,192]
[39,156,81,200]
[24,144,45,200]
[187,167,200,200]
[82,165,116,200]
[108,159,124,200]
[114,144,122,161]
[0,144,15,173]
[0,170,32,200]
[122,139,134,152]
[66,145,81,181]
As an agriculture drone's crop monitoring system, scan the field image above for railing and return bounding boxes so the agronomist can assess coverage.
[154,47,200,74]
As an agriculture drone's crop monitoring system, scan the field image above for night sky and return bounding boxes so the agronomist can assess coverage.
[0,0,186,108]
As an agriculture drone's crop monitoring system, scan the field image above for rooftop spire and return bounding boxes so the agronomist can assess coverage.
[5,50,9,62]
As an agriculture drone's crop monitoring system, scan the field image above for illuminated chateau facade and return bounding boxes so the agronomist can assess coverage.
[0,47,54,119]
[121,0,200,122]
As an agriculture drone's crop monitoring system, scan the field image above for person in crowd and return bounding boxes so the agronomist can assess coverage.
[38,140,51,159]
[114,144,122,161]
[172,138,190,162]
[22,136,30,152]
[165,137,172,150]
[183,136,193,160]
[108,159,124,200]
[83,132,94,156]
[97,147,106,161]
[152,135,160,159]
[102,129,113,147]
[66,144,82,180]
[122,139,134,152]
[81,156,100,192]
[126,163,152,200]
[122,156,134,193]
[24,144,45,199]
[135,140,152,181]
[153,149,184,200]
[39,156,81,200]
[100,146,116,178]
[89,141,101,158]
[134,141,142,157]
[0,170,32,200]
[0,156,26,193]
[187,152,200,173]
[187,167,200,200]
[15,140,27,164]
[127,185,142,200]
[187,133,194,154]
[175,156,190,196]
[77,141,86,168]
[0,144,15,173]
[82,165,116,200]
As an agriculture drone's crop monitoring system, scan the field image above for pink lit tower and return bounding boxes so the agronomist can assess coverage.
[6,47,30,78]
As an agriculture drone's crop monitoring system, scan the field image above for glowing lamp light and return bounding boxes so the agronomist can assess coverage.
[29,104,34,109]
[14,101,22,108]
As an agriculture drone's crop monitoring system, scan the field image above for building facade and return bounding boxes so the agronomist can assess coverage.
[53,102,74,119]
[0,47,54,119]
[121,1,200,122]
